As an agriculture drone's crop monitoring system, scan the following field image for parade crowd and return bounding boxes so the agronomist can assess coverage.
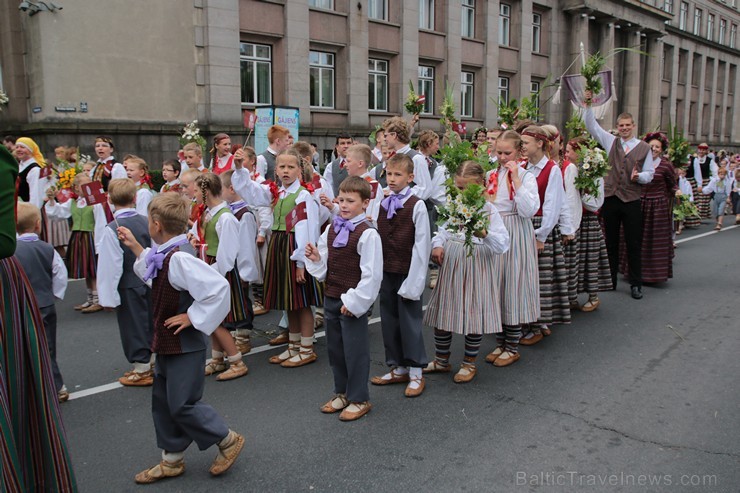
[1,100,739,488]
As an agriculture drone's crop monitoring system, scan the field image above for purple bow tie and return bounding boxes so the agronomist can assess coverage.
[116,210,139,219]
[143,237,189,281]
[381,189,410,219]
[229,201,247,213]
[332,216,356,248]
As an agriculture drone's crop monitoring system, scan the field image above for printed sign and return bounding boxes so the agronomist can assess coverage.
[285,201,307,232]
[80,181,107,205]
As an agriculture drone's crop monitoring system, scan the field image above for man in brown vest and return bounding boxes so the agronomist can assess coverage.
[583,97,655,299]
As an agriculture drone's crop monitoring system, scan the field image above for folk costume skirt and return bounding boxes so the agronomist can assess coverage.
[531,217,571,326]
[619,195,674,283]
[65,230,96,279]
[263,231,323,311]
[499,213,540,326]
[423,237,503,335]
[205,256,253,328]
[577,212,613,294]
[684,178,702,228]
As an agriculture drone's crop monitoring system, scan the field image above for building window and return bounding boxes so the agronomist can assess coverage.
[664,0,673,14]
[368,59,388,112]
[731,24,737,49]
[532,13,542,53]
[719,19,727,45]
[708,14,715,41]
[309,51,334,108]
[418,65,434,114]
[240,42,272,106]
[461,71,474,118]
[498,76,510,105]
[309,0,333,9]
[499,4,511,46]
[368,0,387,21]
[419,0,434,30]
[462,0,475,38]
[679,2,688,30]
[693,8,702,36]
[530,81,540,113]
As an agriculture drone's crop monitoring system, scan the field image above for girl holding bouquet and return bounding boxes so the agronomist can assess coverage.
[423,161,510,384]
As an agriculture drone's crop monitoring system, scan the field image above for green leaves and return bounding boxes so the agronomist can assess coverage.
[437,140,490,177]
[581,52,606,95]
[666,124,690,168]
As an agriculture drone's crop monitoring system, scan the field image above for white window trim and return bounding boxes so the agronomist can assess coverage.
[368,59,388,112]
[239,42,272,106]
[310,51,335,109]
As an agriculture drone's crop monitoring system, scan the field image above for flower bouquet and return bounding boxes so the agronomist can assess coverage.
[673,193,700,222]
[404,81,426,115]
[581,52,606,99]
[179,120,207,157]
[0,89,8,110]
[436,182,489,256]
[667,125,690,168]
[439,83,457,126]
[574,145,610,197]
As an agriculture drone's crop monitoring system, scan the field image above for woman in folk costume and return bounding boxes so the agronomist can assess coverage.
[13,137,57,246]
[209,133,235,175]
[0,144,78,492]
[565,138,612,312]
[686,143,717,221]
[619,133,677,284]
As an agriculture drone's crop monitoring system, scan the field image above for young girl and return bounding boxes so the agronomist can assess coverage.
[731,169,740,225]
[483,130,541,366]
[160,159,182,193]
[44,172,107,312]
[209,134,234,175]
[521,125,570,344]
[423,161,510,383]
[702,167,733,230]
[675,166,695,235]
[123,155,155,217]
[566,138,612,311]
[264,150,323,367]
[187,173,249,380]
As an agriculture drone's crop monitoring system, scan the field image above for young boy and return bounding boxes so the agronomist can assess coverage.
[322,133,354,196]
[382,117,433,200]
[305,177,383,421]
[14,202,69,402]
[97,178,154,386]
[219,169,260,354]
[370,154,431,397]
[118,193,244,484]
[183,142,207,172]
[180,168,204,228]
[320,144,383,222]
[256,125,291,182]
[160,159,182,193]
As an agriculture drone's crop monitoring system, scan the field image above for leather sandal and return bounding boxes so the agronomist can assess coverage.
[205,358,227,375]
[404,377,425,397]
[281,346,317,368]
[119,369,154,387]
[493,350,520,367]
[216,360,248,381]
[339,401,372,421]
[581,298,600,312]
[422,360,451,374]
[485,346,505,364]
[269,343,298,364]
[453,363,477,384]
[134,460,185,484]
[210,431,245,476]
[321,394,349,414]
[370,368,410,385]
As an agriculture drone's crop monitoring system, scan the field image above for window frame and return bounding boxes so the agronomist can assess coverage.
[499,3,511,46]
[461,71,474,118]
[309,50,335,109]
[679,1,688,30]
[664,0,674,14]
[693,8,703,36]
[461,0,475,38]
[532,12,542,53]
[368,58,389,112]
[419,0,435,30]
[368,0,388,21]
[308,0,333,10]
[418,65,435,115]
[530,80,540,115]
[708,14,715,41]
[498,75,510,105]
[719,19,727,45]
[239,42,273,106]
[731,24,737,49]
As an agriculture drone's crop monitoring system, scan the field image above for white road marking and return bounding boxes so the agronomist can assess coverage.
[675,224,737,244]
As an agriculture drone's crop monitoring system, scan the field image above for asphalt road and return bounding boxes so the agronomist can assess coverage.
[57,221,739,492]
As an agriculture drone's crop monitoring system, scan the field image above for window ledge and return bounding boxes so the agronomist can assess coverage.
[500,45,519,52]
[419,28,446,37]
[310,108,349,114]
[369,18,400,28]
[308,7,348,18]
[533,52,549,58]
[462,36,484,44]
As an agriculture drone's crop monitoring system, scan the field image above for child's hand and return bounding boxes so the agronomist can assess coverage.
[296,266,306,284]
[536,239,545,254]
[584,89,593,106]
[164,313,192,335]
[233,148,245,168]
[383,188,391,197]
[256,234,266,247]
[473,229,488,239]
[305,243,320,262]
[319,193,333,210]
[562,234,574,245]
[340,305,354,317]
[431,247,445,265]
[117,226,144,256]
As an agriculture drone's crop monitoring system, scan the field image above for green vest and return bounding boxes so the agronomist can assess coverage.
[272,186,304,232]
[71,200,95,232]
[204,206,231,257]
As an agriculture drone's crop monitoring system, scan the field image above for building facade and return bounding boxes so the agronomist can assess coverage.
[1,0,738,165]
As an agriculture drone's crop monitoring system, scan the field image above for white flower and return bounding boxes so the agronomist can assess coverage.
[583,163,591,170]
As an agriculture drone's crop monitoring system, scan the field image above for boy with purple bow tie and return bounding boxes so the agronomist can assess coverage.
[118,193,244,484]
[97,178,155,386]
[305,176,383,421]
[370,154,431,397]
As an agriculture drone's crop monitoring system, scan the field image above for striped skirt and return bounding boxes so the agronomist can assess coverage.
[531,217,571,325]
[499,213,540,326]
[46,216,71,248]
[562,234,579,305]
[263,231,323,311]
[206,256,253,328]
[683,178,702,228]
[694,178,712,219]
[619,196,674,283]
[65,230,96,279]
[423,238,503,335]
[577,212,613,294]
[0,257,78,492]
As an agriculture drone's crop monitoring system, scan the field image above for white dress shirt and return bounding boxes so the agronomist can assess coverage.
[96,207,138,307]
[135,186,154,217]
[581,178,606,213]
[45,198,108,253]
[17,233,67,300]
[255,146,278,178]
[231,167,273,207]
[489,166,540,218]
[583,107,655,184]
[279,180,320,268]
[191,201,240,277]
[310,173,334,226]
[386,188,431,300]
[19,159,44,208]
[305,215,383,317]
[89,157,127,180]
[677,176,694,202]
[526,155,565,243]
[692,156,719,185]
[329,172,383,222]
[133,234,230,335]
[230,203,261,283]
[702,176,733,196]
[397,144,433,200]
[432,201,510,254]
[428,160,449,206]
[558,162,581,235]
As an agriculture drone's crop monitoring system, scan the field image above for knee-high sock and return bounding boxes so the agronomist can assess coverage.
[433,329,452,364]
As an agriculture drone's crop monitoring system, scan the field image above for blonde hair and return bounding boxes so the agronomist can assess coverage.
[123,155,149,174]
[417,130,439,152]
[107,178,137,207]
[386,153,414,174]
[455,160,485,185]
[339,176,372,201]
[346,144,372,168]
[183,142,202,156]
[16,202,41,233]
[195,172,222,204]
[220,169,235,189]
[497,130,522,151]
[382,117,411,144]
[149,193,189,235]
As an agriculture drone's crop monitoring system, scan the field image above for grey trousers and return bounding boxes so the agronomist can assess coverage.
[117,285,153,364]
[325,296,370,403]
[152,350,229,453]
[379,272,428,368]
[40,305,64,392]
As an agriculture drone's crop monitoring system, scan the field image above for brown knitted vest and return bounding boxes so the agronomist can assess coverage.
[605,140,651,202]
[377,195,419,273]
[325,221,371,298]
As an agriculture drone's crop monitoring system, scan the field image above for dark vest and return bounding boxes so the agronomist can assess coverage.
[18,162,40,203]
[375,165,388,188]
[690,156,712,182]
[92,159,117,191]
[325,221,371,298]
[13,239,55,308]
[399,148,420,189]
[107,214,151,289]
[261,150,277,182]
[534,160,557,217]
[151,244,207,355]
[422,155,438,211]
[605,140,651,202]
[377,195,419,274]
[330,158,349,196]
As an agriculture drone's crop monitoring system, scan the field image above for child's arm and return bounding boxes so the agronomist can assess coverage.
[236,212,260,283]
[231,167,272,207]
[513,167,541,218]
[304,225,329,281]
[92,203,109,254]
[290,190,320,268]
[340,228,383,318]
[429,164,449,206]
[135,189,152,217]
[582,178,605,212]
[96,226,125,308]
[535,167,565,246]
[212,213,240,277]
[51,249,68,301]
[701,178,716,195]
[44,197,72,220]
[558,163,578,238]
[397,199,431,301]
[256,206,272,246]
[410,153,433,200]
[167,252,230,335]
[430,220,451,266]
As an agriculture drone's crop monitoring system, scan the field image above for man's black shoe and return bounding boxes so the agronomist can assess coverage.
[631,286,643,300]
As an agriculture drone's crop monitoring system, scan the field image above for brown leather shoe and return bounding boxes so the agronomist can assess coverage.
[280,347,317,368]
[422,360,451,374]
[519,332,543,346]
[370,368,410,385]
[541,326,552,336]
[134,460,185,484]
[485,346,505,364]
[453,363,477,384]
[320,394,348,414]
[268,331,289,346]
[209,431,245,476]
[252,301,268,316]
[74,301,91,311]
[119,370,154,387]
[339,402,372,421]
[216,360,248,381]
[234,336,251,355]
[493,350,520,367]
[581,298,600,312]
[404,377,425,397]
[81,303,103,314]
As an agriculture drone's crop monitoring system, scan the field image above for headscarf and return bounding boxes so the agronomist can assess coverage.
[14,137,47,167]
